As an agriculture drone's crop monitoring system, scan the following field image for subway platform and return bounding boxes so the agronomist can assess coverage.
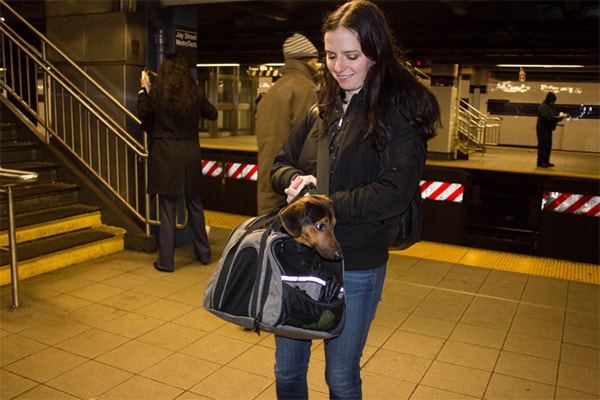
[200,137,600,180]
[1,218,598,399]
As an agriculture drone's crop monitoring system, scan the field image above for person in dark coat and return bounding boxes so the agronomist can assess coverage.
[536,92,567,168]
[255,33,320,215]
[137,53,218,272]
[270,1,440,397]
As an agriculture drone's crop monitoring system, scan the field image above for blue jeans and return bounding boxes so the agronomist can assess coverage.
[275,264,387,400]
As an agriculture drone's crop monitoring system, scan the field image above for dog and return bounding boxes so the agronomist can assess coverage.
[278,194,343,261]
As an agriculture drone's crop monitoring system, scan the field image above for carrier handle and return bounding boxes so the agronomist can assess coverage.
[287,182,316,204]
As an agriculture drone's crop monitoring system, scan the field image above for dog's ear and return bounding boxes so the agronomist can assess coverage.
[279,202,305,237]
[311,194,334,208]
[309,195,335,219]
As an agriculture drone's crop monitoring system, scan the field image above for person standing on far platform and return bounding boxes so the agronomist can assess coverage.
[137,53,218,272]
[255,33,320,215]
[536,92,567,168]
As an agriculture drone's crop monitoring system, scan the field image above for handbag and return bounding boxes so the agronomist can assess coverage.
[377,135,422,251]
[390,187,422,250]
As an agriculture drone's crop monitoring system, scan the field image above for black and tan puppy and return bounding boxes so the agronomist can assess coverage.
[279,195,343,261]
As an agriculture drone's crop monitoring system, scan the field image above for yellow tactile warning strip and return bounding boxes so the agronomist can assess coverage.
[206,210,599,285]
[205,210,251,230]
[392,242,599,285]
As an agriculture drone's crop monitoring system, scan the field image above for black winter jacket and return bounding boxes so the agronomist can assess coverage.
[271,91,426,270]
[536,102,562,132]
[137,88,218,196]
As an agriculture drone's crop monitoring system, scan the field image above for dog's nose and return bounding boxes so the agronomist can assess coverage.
[333,250,342,260]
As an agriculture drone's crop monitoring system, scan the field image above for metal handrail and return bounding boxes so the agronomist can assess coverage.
[484,116,502,145]
[0,2,143,147]
[0,167,38,310]
[457,99,491,155]
[0,1,154,232]
[413,66,432,84]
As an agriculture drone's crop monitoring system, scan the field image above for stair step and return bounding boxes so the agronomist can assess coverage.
[0,117,128,288]
[0,141,38,163]
[0,122,18,141]
[0,182,80,215]
[0,204,102,247]
[1,160,58,183]
[0,225,126,285]
[0,226,123,266]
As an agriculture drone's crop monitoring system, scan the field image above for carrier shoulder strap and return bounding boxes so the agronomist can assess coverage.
[314,107,329,196]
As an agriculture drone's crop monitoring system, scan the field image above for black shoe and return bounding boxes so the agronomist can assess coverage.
[196,251,211,265]
[154,262,173,273]
[198,257,211,265]
[547,162,555,167]
[537,163,550,168]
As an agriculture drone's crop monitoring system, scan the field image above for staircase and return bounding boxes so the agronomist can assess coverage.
[0,121,126,286]
[455,100,502,159]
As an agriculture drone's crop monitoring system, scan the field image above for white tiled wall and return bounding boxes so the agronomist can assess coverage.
[472,80,599,153]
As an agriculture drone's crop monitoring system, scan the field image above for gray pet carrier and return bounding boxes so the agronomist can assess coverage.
[202,212,345,340]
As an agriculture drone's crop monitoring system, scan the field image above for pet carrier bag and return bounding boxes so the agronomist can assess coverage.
[202,211,345,340]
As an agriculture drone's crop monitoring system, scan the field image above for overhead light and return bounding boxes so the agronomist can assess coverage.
[496,64,584,68]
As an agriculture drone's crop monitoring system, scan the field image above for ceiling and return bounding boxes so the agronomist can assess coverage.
[7,0,599,77]
[191,0,599,74]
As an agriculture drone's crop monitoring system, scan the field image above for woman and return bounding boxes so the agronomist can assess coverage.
[270,1,440,398]
[137,54,218,272]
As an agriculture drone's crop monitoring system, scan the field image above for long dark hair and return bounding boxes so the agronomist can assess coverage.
[319,0,440,151]
[150,53,200,117]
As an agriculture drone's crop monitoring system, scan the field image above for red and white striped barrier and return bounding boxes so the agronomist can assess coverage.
[542,191,600,217]
[202,160,258,181]
[226,162,258,181]
[420,180,464,203]
[202,160,222,177]
[202,165,467,196]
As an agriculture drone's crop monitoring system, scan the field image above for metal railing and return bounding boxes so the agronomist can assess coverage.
[0,167,38,309]
[484,116,502,145]
[0,0,156,233]
[413,66,432,85]
[456,99,502,156]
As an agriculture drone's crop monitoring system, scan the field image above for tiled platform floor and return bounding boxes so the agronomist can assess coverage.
[1,227,598,399]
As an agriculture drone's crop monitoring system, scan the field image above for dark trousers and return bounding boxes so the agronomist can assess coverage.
[537,129,553,165]
[157,195,211,270]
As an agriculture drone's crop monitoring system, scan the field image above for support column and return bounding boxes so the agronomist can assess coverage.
[143,4,198,75]
[45,1,147,138]
[427,63,460,160]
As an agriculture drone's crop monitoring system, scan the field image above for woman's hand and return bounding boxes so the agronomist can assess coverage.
[140,70,151,92]
[284,174,317,203]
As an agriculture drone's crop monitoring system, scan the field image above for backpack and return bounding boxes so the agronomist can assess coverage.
[202,210,345,340]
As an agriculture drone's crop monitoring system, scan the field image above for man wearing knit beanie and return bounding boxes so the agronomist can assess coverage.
[283,33,319,61]
[256,33,320,215]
